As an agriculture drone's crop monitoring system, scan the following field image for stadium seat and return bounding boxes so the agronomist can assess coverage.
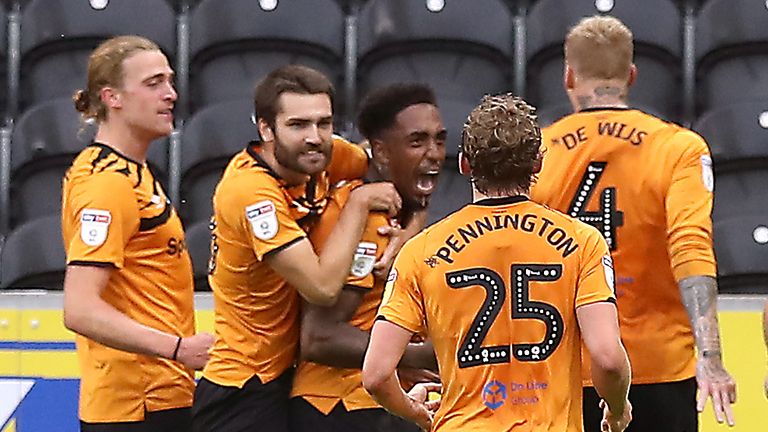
[19,0,176,110]
[357,0,513,158]
[185,219,212,291]
[694,101,768,170]
[9,98,168,228]
[712,170,768,223]
[0,215,66,290]
[0,4,7,120]
[695,0,768,113]
[526,0,682,121]
[426,162,472,227]
[188,0,344,112]
[179,98,257,224]
[713,214,768,294]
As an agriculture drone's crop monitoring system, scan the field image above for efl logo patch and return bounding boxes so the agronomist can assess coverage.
[246,201,278,240]
[602,254,615,293]
[350,242,377,278]
[701,155,714,192]
[80,209,111,246]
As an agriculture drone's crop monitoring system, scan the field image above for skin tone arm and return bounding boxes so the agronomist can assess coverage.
[363,320,440,431]
[679,275,736,425]
[63,265,213,370]
[576,302,632,432]
[300,288,437,371]
[266,182,401,306]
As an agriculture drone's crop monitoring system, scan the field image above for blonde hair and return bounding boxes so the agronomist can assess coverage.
[73,35,161,122]
[462,93,542,194]
[564,15,634,81]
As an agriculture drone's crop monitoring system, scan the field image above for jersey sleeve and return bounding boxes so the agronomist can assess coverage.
[574,223,617,308]
[327,136,369,184]
[308,182,386,291]
[345,214,390,291]
[664,131,717,281]
[220,172,307,261]
[64,173,139,268]
[376,238,426,335]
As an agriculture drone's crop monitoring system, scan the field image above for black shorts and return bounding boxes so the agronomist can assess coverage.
[192,370,293,432]
[583,377,697,432]
[288,397,420,432]
[80,407,191,432]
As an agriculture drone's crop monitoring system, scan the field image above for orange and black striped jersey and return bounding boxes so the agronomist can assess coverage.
[203,138,368,388]
[61,143,195,423]
[378,197,615,431]
[531,108,716,385]
[291,180,391,414]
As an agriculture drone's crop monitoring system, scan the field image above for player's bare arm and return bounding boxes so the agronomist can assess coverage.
[577,301,632,431]
[679,275,737,425]
[363,320,437,431]
[63,265,213,370]
[266,182,401,306]
[301,289,436,370]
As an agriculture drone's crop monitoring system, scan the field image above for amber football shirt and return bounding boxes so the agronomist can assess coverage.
[203,138,368,388]
[531,108,716,384]
[62,143,195,422]
[291,180,391,414]
[378,197,615,431]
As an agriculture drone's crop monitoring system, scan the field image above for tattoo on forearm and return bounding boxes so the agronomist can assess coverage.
[680,275,721,355]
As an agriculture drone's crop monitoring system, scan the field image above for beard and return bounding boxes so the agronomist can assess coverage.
[273,135,332,176]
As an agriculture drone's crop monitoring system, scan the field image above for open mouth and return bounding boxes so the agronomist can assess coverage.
[415,169,440,195]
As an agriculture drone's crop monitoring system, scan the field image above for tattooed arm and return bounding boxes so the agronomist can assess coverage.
[679,275,736,426]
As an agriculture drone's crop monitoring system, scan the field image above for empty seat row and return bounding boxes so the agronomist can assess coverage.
[1,0,767,123]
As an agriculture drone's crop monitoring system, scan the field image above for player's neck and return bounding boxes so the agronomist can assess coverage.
[569,82,629,113]
[93,121,151,163]
[472,186,529,203]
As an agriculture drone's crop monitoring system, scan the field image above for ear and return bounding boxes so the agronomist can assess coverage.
[100,87,121,109]
[370,138,390,165]
[258,118,274,142]
[458,152,472,177]
[532,151,543,174]
[627,63,638,88]
[564,64,575,90]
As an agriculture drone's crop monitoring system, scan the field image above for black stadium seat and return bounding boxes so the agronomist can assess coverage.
[695,0,768,113]
[179,98,256,224]
[527,0,682,121]
[0,215,66,290]
[188,0,344,112]
[357,0,513,158]
[19,0,176,110]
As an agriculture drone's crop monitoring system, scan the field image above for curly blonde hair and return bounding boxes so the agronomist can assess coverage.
[462,94,542,194]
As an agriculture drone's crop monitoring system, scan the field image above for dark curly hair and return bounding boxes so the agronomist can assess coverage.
[461,93,542,194]
[356,83,436,140]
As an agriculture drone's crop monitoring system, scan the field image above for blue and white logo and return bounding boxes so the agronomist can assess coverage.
[482,380,507,410]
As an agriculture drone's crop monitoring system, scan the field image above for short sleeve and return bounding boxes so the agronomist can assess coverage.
[327,136,369,184]
[376,239,426,335]
[574,223,617,309]
[345,214,390,290]
[220,172,307,261]
[64,173,139,268]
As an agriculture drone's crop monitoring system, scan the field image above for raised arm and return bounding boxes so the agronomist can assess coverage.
[266,182,401,306]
